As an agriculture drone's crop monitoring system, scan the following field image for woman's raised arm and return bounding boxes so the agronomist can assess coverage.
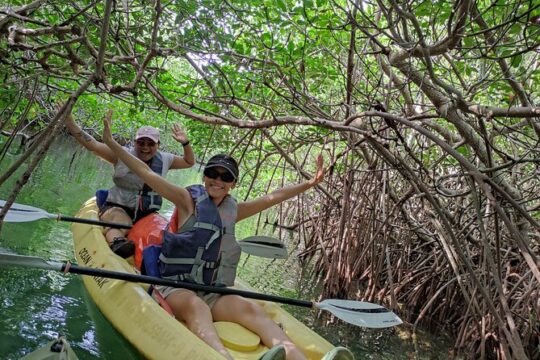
[60,104,117,164]
[236,154,324,222]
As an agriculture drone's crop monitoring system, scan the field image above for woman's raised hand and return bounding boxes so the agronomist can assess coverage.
[308,154,325,186]
[171,123,189,144]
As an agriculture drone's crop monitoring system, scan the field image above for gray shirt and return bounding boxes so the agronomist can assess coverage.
[106,148,175,210]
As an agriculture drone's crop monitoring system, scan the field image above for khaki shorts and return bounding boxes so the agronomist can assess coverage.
[154,285,222,309]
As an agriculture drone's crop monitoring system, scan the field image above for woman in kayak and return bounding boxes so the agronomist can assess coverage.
[62,106,195,258]
[102,115,323,360]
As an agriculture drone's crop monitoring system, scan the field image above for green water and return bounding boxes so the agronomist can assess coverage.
[0,137,453,359]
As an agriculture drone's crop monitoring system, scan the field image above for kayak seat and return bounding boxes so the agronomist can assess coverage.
[214,321,261,352]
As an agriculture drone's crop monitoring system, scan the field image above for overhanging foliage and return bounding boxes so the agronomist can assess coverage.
[0,1,539,358]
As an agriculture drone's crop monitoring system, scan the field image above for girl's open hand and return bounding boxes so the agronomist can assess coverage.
[308,154,325,186]
[102,109,114,146]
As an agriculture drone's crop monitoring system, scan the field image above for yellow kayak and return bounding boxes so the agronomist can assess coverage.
[72,198,354,360]
[21,335,79,360]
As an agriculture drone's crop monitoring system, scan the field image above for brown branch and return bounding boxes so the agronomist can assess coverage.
[94,0,114,79]
[467,105,540,118]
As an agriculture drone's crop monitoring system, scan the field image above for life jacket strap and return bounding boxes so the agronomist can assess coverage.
[192,221,222,249]
[159,253,217,268]
[195,192,209,203]
[158,254,196,265]
[192,247,205,283]
[192,221,220,232]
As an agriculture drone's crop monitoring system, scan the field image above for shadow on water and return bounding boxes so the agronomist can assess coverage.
[0,136,455,359]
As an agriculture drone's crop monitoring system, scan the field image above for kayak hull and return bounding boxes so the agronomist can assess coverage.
[72,198,345,360]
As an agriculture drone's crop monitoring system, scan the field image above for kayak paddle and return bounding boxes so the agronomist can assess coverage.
[238,235,287,259]
[0,200,132,229]
[1,200,287,258]
[0,252,403,328]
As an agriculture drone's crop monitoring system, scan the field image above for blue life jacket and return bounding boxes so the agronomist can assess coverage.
[157,185,241,286]
[142,245,162,278]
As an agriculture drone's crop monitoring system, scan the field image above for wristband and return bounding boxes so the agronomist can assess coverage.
[181,141,190,147]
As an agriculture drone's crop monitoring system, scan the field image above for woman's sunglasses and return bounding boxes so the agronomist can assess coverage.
[203,167,236,183]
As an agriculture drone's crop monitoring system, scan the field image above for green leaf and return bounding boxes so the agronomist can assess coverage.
[500,49,513,58]
[509,23,521,35]
[511,54,523,67]
[462,36,474,48]
[457,146,470,157]
[276,0,287,11]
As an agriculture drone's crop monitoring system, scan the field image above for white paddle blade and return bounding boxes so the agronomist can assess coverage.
[0,200,55,222]
[316,299,403,328]
[0,252,63,271]
[239,236,288,259]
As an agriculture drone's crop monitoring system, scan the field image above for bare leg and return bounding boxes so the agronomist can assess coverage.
[100,207,131,245]
[167,289,233,360]
[212,295,307,360]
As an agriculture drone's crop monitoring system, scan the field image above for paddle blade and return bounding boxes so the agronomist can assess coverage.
[239,236,288,259]
[0,200,55,222]
[0,252,63,271]
[315,299,403,328]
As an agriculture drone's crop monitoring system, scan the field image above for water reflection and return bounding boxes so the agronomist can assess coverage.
[80,329,100,357]
[0,137,116,359]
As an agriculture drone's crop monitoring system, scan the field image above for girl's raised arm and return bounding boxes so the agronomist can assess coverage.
[236,154,324,222]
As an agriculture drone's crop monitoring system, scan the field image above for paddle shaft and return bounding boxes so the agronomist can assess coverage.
[57,215,132,229]
[0,253,402,328]
[64,263,314,308]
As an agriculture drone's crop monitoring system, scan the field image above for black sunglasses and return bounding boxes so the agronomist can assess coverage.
[203,167,236,183]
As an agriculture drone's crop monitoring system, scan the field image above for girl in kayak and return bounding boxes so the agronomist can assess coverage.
[102,114,324,360]
[62,106,195,258]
